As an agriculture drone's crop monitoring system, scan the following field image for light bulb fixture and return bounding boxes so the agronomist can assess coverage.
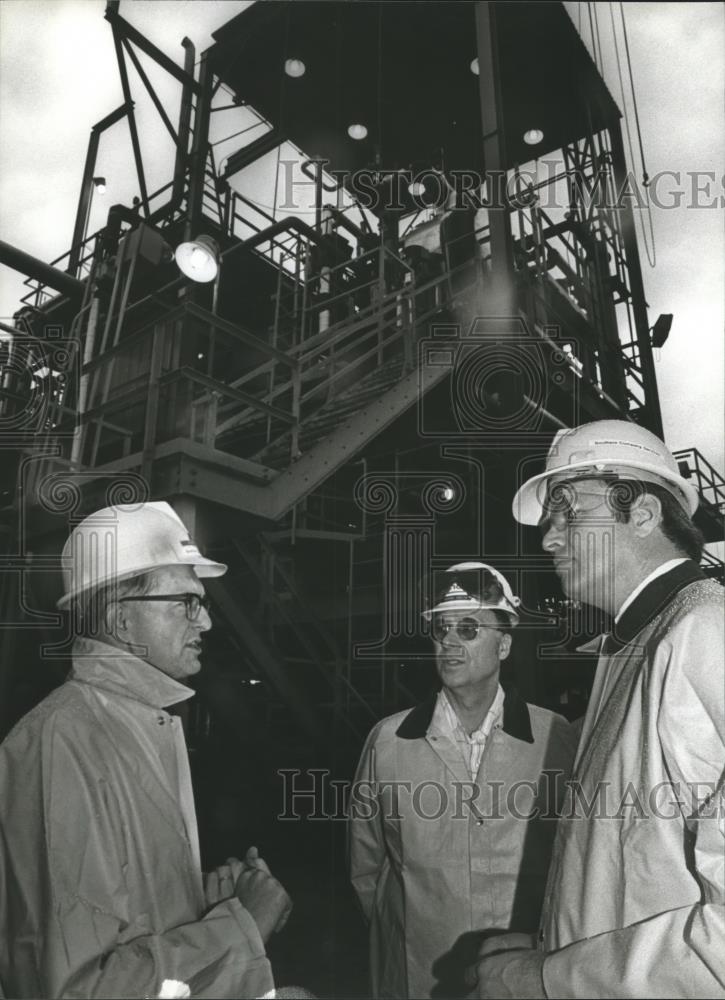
[175,234,220,283]
[470,58,479,75]
[284,58,306,78]
[523,129,544,145]
[408,181,426,197]
[93,176,107,194]
[650,313,673,349]
[347,123,368,140]
[441,486,456,501]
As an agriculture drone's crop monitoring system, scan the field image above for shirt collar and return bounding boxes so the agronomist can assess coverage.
[434,685,505,742]
[70,636,196,709]
[614,558,688,623]
[396,683,534,744]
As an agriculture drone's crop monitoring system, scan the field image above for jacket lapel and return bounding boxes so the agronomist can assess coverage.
[395,687,534,782]
[607,559,705,652]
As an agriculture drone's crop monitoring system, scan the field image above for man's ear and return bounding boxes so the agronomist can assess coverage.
[104,599,128,640]
[499,631,512,661]
[629,492,663,538]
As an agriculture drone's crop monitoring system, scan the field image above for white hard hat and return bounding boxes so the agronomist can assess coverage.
[57,501,227,609]
[512,419,699,525]
[421,561,521,624]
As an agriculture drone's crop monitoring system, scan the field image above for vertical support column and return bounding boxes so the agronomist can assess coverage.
[141,323,164,486]
[608,121,663,436]
[475,1,515,312]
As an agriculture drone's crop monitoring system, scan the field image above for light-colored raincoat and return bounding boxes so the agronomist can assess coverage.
[541,561,725,998]
[349,686,574,998]
[0,637,273,999]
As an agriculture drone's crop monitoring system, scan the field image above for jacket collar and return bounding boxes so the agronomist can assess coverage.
[70,636,195,709]
[606,559,705,653]
[396,684,534,744]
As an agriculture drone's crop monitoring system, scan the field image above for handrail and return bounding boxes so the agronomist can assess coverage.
[160,366,296,425]
[183,302,299,368]
[216,308,408,438]
[81,304,186,374]
[672,447,725,511]
[216,254,477,439]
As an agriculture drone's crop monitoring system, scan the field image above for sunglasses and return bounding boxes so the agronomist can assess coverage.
[118,593,210,622]
[431,616,501,643]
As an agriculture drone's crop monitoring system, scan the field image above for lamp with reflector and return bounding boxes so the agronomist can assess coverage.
[174,235,220,283]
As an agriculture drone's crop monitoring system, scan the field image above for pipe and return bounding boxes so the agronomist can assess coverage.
[171,37,196,210]
[319,205,372,247]
[0,240,84,300]
[220,215,330,264]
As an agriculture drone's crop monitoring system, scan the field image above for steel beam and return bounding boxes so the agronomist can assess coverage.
[68,104,129,276]
[608,120,663,436]
[104,3,201,94]
[112,25,150,218]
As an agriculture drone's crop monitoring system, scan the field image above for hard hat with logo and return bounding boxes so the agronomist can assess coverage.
[422,561,521,624]
[512,419,699,525]
[57,501,227,609]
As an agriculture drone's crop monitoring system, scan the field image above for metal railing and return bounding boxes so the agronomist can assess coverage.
[672,448,725,514]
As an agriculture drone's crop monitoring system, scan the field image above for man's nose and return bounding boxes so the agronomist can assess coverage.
[541,514,566,553]
[196,604,212,632]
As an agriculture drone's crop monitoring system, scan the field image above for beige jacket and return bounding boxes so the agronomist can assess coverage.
[350,687,575,998]
[0,638,273,999]
[542,561,725,998]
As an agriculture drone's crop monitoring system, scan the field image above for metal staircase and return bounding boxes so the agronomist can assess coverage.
[256,358,405,468]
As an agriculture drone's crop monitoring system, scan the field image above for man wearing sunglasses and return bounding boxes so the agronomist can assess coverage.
[472,419,724,998]
[349,561,574,998]
[0,501,291,998]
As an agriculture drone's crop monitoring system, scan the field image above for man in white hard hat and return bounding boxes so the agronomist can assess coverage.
[349,562,574,998]
[0,501,291,999]
[471,420,725,998]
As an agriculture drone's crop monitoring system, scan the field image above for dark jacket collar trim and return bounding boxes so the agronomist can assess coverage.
[395,685,534,744]
[608,559,705,653]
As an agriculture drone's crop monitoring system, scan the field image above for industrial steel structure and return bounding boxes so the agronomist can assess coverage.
[1,0,723,762]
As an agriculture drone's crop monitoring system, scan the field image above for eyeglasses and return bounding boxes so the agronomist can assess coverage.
[431,617,501,643]
[542,477,621,526]
[118,593,210,622]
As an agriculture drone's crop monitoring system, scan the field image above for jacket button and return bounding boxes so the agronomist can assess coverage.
[476,818,484,826]
[158,717,166,726]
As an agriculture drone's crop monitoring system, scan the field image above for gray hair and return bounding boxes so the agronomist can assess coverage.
[71,571,157,639]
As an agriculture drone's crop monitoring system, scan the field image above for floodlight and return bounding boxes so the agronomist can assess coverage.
[175,235,220,283]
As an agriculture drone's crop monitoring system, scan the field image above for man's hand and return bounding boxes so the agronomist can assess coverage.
[473,943,546,1000]
[204,857,245,907]
[234,845,293,943]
